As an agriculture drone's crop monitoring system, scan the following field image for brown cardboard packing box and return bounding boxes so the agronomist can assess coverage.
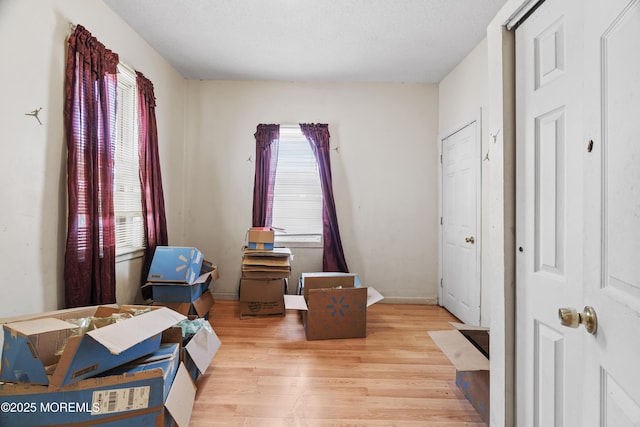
[428,323,490,424]
[239,278,286,318]
[284,273,384,340]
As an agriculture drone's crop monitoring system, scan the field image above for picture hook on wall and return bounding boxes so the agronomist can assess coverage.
[25,107,43,125]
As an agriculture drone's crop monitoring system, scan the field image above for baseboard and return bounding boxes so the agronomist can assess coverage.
[212,293,439,305]
[378,296,439,305]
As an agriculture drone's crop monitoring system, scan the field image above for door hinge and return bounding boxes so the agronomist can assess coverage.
[440,278,443,288]
[440,154,443,163]
[440,216,443,225]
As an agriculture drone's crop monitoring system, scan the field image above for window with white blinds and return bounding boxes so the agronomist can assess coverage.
[114,64,144,256]
[271,126,323,244]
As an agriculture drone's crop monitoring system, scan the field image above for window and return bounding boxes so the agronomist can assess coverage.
[271,126,323,245]
[114,64,144,256]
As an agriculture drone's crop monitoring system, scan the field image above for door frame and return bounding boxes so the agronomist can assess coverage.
[485,0,546,425]
[438,111,482,324]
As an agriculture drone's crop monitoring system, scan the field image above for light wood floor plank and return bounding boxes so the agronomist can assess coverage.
[191,301,485,426]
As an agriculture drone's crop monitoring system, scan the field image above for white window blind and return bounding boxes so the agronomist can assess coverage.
[271,126,323,244]
[114,64,144,256]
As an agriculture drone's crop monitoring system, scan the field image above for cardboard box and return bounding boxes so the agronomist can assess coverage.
[0,343,196,426]
[239,279,286,318]
[0,305,186,389]
[300,272,356,297]
[101,343,196,427]
[428,323,490,424]
[182,323,222,382]
[152,290,215,319]
[247,227,274,250]
[0,368,166,426]
[284,273,384,340]
[147,271,214,303]
[147,246,204,284]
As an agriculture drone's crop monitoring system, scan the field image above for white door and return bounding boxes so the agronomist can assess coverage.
[582,0,640,424]
[441,120,481,325]
[516,0,640,425]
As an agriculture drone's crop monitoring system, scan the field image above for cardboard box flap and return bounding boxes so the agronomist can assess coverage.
[192,291,215,317]
[185,327,221,375]
[449,322,490,332]
[366,287,384,307]
[5,318,79,336]
[284,294,308,311]
[87,307,186,355]
[428,330,489,371]
[165,363,196,427]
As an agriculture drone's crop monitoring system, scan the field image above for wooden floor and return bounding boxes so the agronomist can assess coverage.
[191,301,485,426]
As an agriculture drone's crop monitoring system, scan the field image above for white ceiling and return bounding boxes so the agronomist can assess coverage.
[103,0,507,83]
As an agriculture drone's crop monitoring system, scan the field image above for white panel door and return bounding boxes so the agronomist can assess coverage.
[516,0,640,425]
[582,0,640,424]
[516,0,585,424]
[441,120,480,325]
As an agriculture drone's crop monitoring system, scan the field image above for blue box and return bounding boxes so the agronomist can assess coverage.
[100,343,180,401]
[150,272,213,303]
[0,305,186,389]
[148,247,204,284]
[0,366,167,427]
[247,242,274,250]
[0,343,196,427]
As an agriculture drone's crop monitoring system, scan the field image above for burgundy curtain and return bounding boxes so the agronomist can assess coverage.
[252,124,280,227]
[136,71,168,298]
[63,25,119,307]
[299,124,349,272]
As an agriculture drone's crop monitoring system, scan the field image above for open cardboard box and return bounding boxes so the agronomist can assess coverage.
[284,273,384,340]
[163,320,223,382]
[152,289,216,320]
[0,305,185,389]
[145,268,218,303]
[428,322,490,424]
[0,343,196,427]
[246,227,275,250]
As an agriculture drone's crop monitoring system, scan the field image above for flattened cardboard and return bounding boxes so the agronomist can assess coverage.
[242,256,291,268]
[147,246,204,284]
[241,270,291,280]
[243,247,292,258]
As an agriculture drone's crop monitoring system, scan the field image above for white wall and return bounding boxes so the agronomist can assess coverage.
[183,80,440,302]
[438,38,491,327]
[0,0,187,317]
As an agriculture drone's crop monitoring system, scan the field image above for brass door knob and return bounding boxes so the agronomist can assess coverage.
[465,236,475,244]
[558,306,598,334]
